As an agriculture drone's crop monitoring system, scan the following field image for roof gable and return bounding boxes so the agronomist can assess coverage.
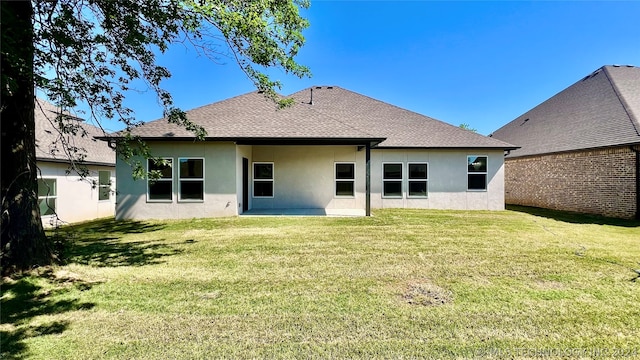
[491,65,640,157]
[35,99,115,165]
[129,86,514,149]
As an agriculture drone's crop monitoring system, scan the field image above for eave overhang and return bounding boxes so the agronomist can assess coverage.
[96,136,387,147]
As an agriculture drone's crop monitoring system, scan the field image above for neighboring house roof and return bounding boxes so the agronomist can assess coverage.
[491,65,640,158]
[124,86,516,149]
[35,98,116,166]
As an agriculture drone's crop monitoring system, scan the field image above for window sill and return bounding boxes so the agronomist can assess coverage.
[146,200,173,203]
[178,200,205,203]
[382,196,403,199]
[466,189,487,192]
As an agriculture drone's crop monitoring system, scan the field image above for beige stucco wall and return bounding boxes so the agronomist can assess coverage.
[115,143,506,220]
[38,161,115,226]
[250,145,366,210]
[370,149,505,210]
[115,141,238,220]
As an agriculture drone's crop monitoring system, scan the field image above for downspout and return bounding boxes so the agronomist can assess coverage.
[366,143,371,216]
[633,146,640,220]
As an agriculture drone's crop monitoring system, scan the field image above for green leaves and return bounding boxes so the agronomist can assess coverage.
[31,0,310,173]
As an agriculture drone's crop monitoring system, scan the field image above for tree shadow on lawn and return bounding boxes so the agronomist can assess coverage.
[507,205,640,227]
[1,219,183,358]
[1,269,96,360]
[54,218,183,267]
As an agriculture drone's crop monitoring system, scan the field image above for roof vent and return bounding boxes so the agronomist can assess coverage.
[315,86,322,89]
[327,86,334,89]
[520,118,529,126]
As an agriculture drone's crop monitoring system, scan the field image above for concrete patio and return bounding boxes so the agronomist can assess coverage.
[241,208,366,217]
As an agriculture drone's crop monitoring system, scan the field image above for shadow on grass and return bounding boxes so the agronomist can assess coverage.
[1,219,182,358]
[53,218,183,267]
[507,205,640,227]
[1,269,96,359]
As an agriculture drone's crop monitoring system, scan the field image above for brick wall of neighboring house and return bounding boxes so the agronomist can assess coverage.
[504,146,638,219]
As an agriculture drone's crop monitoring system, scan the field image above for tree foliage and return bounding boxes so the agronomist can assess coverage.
[1,0,310,274]
[459,123,477,132]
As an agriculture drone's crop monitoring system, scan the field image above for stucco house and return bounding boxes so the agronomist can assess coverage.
[491,65,640,219]
[112,86,516,219]
[36,99,116,226]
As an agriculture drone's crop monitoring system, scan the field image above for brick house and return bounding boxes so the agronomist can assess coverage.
[491,65,640,219]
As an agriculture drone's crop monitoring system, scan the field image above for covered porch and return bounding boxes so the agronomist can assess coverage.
[236,138,384,217]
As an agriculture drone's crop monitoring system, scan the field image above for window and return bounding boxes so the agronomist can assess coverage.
[383,163,403,198]
[335,163,355,197]
[179,158,204,201]
[98,171,111,201]
[37,178,57,216]
[467,156,488,191]
[408,163,428,197]
[253,162,274,197]
[148,158,173,201]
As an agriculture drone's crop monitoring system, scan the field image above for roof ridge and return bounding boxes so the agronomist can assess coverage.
[602,66,640,137]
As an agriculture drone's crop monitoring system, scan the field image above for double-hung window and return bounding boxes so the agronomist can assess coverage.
[179,158,204,201]
[253,162,274,197]
[148,158,173,201]
[408,163,428,197]
[383,163,403,198]
[98,170,111,201]
[467,155,488,191]
[37,178,57,216]
[335,163,355,197]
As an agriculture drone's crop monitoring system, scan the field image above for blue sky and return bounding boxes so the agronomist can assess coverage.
[102,1,640,135]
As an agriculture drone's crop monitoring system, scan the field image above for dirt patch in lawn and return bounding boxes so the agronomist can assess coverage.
[400,279,453,306]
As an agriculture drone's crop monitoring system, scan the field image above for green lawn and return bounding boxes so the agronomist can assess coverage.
[2,208,639,359]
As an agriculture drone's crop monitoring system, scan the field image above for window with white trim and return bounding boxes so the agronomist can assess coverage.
[335,163,355,197]
[37,178,57,216]
[382,163,403,198]
[98,170,111,201]
[253,162,274,197]
[467,155,487,191]
[179,158,204,201]
[148,158,173,201]
[408,163,428,197]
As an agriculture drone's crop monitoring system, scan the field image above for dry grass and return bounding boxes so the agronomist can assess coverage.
[2,207,639,359]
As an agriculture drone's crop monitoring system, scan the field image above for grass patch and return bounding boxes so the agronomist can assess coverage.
[2,208,639,359]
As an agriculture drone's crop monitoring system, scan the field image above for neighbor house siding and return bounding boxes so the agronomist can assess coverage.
[38,161,115,226]
[504,146,637,219]
[115,141,238,220]
[370,149,506,210]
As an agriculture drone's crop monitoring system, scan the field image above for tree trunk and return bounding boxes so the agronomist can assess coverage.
[1,1,54,274]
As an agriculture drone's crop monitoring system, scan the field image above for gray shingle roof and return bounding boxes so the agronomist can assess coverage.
[127,86,515,149]
[491,65,640,158]
[35,99,116,166]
